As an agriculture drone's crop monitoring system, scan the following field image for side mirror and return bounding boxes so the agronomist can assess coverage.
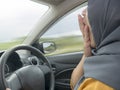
[42,42,56,54]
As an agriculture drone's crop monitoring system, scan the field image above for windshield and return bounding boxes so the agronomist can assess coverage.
[0,0,48,50]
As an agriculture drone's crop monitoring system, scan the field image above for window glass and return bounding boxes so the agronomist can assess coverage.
[0,0,48,50]
[40,4,87,56]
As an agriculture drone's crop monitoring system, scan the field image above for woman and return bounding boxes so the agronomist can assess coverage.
[71,0,120,90]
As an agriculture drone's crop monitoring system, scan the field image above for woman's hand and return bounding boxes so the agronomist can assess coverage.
[70,9,92,90]
[78,11,92,57]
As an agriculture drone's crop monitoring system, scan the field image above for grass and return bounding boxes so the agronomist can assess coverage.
[40,35,84,56]
[0,40,23,50]
[0,35,84,56]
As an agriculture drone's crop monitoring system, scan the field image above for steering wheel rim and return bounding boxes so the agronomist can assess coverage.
[0,45,55,90]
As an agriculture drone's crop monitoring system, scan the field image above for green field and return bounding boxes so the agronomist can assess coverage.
[0,40,22,50]
[40,35,84,56]
[0,35,84,56]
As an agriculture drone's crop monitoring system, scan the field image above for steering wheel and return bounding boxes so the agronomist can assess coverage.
[0,45,55,90]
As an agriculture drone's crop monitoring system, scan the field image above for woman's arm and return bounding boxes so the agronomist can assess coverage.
[70,9,92,89]
[70,55,85,89]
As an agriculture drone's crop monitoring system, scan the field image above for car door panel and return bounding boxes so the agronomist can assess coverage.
[47,52,83,90]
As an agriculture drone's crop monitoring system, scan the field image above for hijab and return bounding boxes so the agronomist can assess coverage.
[84,0,120,89]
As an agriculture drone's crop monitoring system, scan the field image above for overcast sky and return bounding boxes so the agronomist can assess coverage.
[0,0,86,43]
[0,0,48,42]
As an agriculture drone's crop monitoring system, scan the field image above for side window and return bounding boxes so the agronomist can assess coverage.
[40,5,87,56]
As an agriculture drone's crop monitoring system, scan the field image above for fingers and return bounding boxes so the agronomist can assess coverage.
[78,14,91,45]
[78,14,85,37]
[84,26,90,48]
[78,8,88,39]
[78,9,92,57]
[84,26,90,43]
[84,26,92,57]
[82,9,87,18]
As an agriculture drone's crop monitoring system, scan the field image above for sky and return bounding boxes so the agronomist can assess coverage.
[0,0,48,42]
[0,0,86,43]
[42,6,87,38]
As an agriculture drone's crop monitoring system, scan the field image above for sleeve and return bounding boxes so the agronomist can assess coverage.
[78,78,114,90]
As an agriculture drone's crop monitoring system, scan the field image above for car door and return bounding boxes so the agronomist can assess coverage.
[34,3,86,90]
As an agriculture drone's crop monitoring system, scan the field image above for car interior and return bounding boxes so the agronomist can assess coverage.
[0,0,87,90]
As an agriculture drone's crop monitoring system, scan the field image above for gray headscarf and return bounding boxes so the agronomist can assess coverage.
[84,0,120,90]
